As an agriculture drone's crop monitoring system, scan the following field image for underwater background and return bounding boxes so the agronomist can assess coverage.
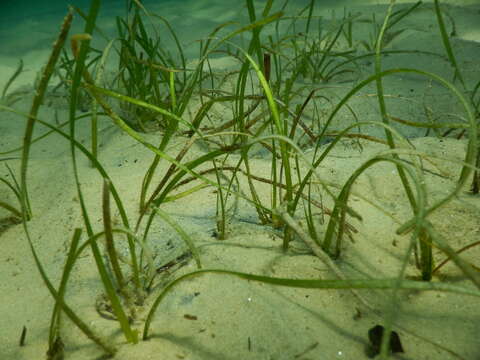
[1,1,479,359]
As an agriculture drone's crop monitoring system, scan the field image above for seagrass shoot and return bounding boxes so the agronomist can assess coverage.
[1,0,478,358]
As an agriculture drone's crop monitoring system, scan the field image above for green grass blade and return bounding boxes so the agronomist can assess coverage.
[1,59,23,100]
[20,8,73,221]
[47,228,82,356]
[153,207,202,268]
[434,0,465,87]
[0,200,22,218]
[102,179,127,290]
[22,222,117,355]
[143,268,480,340]
[68,0,138,344]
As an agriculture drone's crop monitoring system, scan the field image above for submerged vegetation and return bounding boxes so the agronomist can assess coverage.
[1,0,480,358]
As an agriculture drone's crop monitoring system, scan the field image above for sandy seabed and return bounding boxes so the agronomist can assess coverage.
[1,1,480,359]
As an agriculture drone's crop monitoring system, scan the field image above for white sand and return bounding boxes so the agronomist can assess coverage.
[1,1,480,359]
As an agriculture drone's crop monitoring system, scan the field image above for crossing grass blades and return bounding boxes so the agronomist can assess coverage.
[1,0,480,358]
